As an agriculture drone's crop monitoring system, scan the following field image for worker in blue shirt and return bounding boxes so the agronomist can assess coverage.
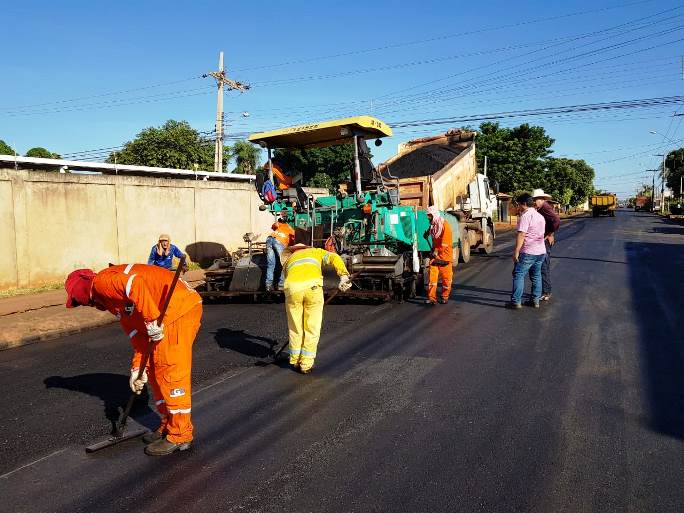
[148,233,187,270]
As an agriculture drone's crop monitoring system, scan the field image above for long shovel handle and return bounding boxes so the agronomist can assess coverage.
[115,256,187,437]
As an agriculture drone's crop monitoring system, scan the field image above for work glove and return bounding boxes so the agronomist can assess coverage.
[129,367,148,395]
[145,321,164,342]
[338,274,352,292]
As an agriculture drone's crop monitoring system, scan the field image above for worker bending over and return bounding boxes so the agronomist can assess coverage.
[425,205,454,305]
[281,243,351,373]
[65,264,202,456]
[265,214,295,291]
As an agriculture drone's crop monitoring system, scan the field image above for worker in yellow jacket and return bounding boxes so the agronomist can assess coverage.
[281,243,351,374]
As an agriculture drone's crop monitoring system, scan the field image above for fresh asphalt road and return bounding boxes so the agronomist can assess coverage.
[1,210,682,513]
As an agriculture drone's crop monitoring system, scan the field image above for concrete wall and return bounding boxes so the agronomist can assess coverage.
[0,168,278,290]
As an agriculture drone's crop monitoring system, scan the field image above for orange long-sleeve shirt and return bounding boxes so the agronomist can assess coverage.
[432,221,454,262]
[91,264,202,369]
[270,221,295,247]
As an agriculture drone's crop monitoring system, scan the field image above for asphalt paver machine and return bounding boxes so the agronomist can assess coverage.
[201,116,460,301]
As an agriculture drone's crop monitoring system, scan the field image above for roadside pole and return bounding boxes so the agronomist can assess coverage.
[204,51,250,173]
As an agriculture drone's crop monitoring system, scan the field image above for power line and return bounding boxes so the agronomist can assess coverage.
[389,95,684,129]
[233,0,659,72]
[0,76,203,111]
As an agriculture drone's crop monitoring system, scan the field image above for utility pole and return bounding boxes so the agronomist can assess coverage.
[204,51,249,172]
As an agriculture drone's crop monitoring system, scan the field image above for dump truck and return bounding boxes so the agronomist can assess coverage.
[200,116,461,302]
[634,195,651,212]
[379,129,497,262]
[590,193,617,217]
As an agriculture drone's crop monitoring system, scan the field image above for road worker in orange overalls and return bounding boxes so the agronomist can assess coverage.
[425,205,454,305]
[64,264,202,456]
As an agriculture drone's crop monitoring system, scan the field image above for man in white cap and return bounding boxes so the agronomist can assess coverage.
[530,189,560,301]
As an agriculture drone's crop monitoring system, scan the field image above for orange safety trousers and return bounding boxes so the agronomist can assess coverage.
[146,303,202,444]
[428,264,453,302]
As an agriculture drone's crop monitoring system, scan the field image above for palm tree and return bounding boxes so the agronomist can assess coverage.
[232,140,260,174]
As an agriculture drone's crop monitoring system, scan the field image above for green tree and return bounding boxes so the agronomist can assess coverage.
[475,122,554,193]
[664,148,684,197]
[231,140,260,174]
[0,140,15,155]
[273,144,355,192]
[545,158,596,206]
[106,120,229,171]
[25,147,61,159]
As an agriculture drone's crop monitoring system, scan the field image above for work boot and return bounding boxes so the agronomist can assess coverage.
[142,430,164,444]
[505,302,522,310]
[299,366,313,375]
[265,284,273,292]
[144,437,192,456]
[424,299,436,305]
[525,299,540,309]
[438,297,448,304]
[540,293,552,301]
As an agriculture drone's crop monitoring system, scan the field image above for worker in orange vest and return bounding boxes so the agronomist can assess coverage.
[425,205,454,305]
[64,264,203,456]
[266,214,295,291]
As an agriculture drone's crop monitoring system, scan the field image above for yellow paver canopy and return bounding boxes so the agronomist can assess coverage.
[248,116,393,149]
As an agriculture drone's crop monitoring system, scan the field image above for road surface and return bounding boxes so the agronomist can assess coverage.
[1,210,682,513]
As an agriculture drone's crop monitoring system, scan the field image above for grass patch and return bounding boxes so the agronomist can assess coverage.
[0,281,63,299]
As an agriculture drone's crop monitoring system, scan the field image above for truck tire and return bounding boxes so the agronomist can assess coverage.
[479,225,494,254]
[452,246,459,270]
[459,229,471,264]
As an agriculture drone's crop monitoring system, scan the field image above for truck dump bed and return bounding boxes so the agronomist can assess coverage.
[590,194,617,217]
[379,129,477,210]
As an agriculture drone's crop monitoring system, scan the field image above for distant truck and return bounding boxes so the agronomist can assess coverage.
[634,195,651,212]
[379,129,497,263]
[590,193,617,217]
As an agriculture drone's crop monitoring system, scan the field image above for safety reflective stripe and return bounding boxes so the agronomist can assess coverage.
[287,258,319,270]
[123,263,134,275]
[288,348,302,355]
[300,349,316,357]
[167,408,191,414]
[128,329,138,339]
[156,399,165,406]
[323,252,331,264]
[125,274,136,297]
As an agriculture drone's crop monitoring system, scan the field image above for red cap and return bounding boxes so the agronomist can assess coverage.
[64,269,96,308]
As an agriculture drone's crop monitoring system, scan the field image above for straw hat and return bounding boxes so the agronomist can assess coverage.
[279,243,309,266]
[531,188,552,200]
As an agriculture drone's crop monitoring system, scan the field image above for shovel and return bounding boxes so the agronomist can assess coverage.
[85,257,186,453]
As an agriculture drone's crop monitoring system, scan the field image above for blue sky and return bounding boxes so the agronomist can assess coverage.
[2,0,683,198]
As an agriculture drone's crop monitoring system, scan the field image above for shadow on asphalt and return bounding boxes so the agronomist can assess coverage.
[651,227,684,235]
[44,373,157,433]
[553,256,627,265]
[626,240,684,440]
[214,328,278,358]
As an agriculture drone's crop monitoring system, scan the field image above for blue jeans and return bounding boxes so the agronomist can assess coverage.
[512,253,545,304]
[529,239,551,295]
[266,236,285,287]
